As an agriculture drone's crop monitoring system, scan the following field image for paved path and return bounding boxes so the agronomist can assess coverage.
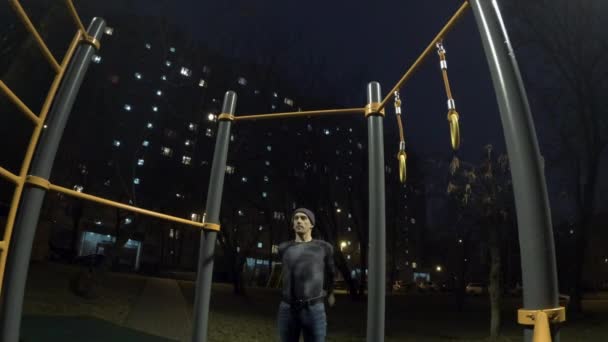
[125,277,192,342]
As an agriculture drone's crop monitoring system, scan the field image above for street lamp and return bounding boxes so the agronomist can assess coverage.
[340,241,347,251]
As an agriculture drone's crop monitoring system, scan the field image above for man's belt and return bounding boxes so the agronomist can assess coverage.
[282,294,325,307]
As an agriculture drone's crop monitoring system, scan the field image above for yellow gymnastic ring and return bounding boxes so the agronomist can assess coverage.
[448,111,460,151]
[398,151,407,184]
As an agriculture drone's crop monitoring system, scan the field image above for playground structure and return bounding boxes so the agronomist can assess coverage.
[0,1,564,342]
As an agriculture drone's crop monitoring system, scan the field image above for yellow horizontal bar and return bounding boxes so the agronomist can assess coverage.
[9,0,61,73]
[64,0,86,34]
[378,1,470,111]
[234,108,365,122]
[49,184,219,231]
[0,80,41,124]
[0,166,22,184]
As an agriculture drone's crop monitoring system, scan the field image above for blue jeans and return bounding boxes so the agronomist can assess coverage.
[277,301,327,342]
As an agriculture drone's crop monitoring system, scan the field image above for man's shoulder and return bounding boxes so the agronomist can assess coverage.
[313,240,333,253]
[278,241,295,253]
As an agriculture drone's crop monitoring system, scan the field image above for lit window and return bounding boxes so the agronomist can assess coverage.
[134,72,142,80]
[164,129,176,138]
[180,67,192,77]
[262,192,268,198]
[257,242,263,248]
[202,65,211,73]
[271,105,276,110]
[156,90,163,96]
[95,220,102,225]
[205,128,213,137]
[266,145,272,151]
[113,140,121,147]
[169,228,174,238]
[264,176,269,183]
[265,160,270,166]
[137,159,144,166]
[241,177,248,183]
[410,218,416,224]
[104,179,111,186]
[147,122,153,129]
[104,27,114,35]
[124,104,132,111]
[176,193,183,199]
[142,140,150,147]
[198,79,207,87]
[324,129,331,135]
[230,135,235,142]
[238,210,244,216]
[254,89,260,95]
[259,226,263,231]
[347,226,352,232]
[73,185,84,192]
[208,113,216,121]
[152,106,158,112]
[191,213,201,222]
[124,217,132,224]
[273,92,278,97]
[145,43,151,49]
[238,77,247,86]
[188,123,198,131]
[182,155,192,165]
[348,213,352,219]
[133,178,140,185]
[347,255,351,260]
[184,140,192,146]
[161,147,173,157]
[165,60,172,67]
[161,75,167,81]
[357,142,363,150]
[92,55,102,63]
[226,165,236,174]
[169,47,176,53]
[284,98,294,106]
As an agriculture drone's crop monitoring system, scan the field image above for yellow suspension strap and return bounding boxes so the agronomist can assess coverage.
[436,40,460,150]
[393,91,407,183]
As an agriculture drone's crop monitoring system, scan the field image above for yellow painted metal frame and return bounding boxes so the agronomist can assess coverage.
[0,0,219,298]
[518,307,566,342]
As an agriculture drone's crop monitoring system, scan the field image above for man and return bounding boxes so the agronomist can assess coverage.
[277,208,336,342]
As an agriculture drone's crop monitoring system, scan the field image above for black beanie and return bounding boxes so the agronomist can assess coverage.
[292,208,315,226]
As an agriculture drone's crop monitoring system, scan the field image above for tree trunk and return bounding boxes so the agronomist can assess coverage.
[70,201,84,260]
[488,226,502,339]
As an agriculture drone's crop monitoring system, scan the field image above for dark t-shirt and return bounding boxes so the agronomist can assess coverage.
[278,239,335,300]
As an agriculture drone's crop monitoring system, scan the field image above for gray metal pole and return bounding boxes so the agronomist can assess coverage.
[366,82,386,342]
[469,1,559,341]
[192,91,236,342]
[0,18,105,342]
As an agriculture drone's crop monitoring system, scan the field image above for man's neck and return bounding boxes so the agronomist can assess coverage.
[295,233,312,243]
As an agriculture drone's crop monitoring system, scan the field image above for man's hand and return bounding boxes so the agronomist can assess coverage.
[327,293,336,307]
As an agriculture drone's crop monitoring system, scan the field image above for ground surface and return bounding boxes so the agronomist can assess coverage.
[19,262,608,341]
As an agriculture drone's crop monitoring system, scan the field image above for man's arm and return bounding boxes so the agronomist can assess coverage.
[324,242,336,306]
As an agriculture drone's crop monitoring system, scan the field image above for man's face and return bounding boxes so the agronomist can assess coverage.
[292,213,313,235]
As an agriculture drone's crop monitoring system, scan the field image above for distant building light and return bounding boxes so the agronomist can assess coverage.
[284,98,294,106]
[112,140,121,147]
[165,60,172,67]
[230,134,235,142]
[191,213,202,222]
[92,55,102,63]
[265,160,270,166]
[324,129,331,135]
[134,72,142,80]
[336,208,342,213]
[188,123,198,131]
[271,105,276,110]
[104,27,114,35]
[264,176,269,183]
[145,43,151,49]
[152,106,158,112]
[198,79,207,87]
[347,226,352,232]
[241,177,248,183]
[226,165,235,174]
[95,220,102,225]
[161,75,167,81]
[412,262,417,269]
[458,239,463,244]
[237,77,247,86]
[180,67,192,77]
[161,147,173,157]
[142,140,150,147]
[273,92,278,98]
[436,265,442,272]
[202,65,211,73]
[169,47,176,53]
[182,155,192,165]
[410,218,416,224]
[347,255,351,260]
[259,226,263,231]
[262,192,268,198]
[254,89,260,95]
[257,242,263,248]
[73,185,84,192]
[266,145,272,152]
[205,128,213,137]
[238,210,244,216]
[124,104,132,111]
[184,140,192,146]
[137,159,144,166]
[133,178,141,185]
[176,193,183,198]
[147,122,153,129]
[208,113,216,121]
[124,217,132,224]
[156,90,163,96]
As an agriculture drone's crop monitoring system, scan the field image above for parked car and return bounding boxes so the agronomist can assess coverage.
[465,283,486,295]
[418,281,440,292]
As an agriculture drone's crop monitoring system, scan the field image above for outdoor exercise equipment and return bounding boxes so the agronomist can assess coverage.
[436,40,461,151]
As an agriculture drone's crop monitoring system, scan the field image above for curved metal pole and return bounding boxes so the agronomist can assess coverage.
[469,1,560,341]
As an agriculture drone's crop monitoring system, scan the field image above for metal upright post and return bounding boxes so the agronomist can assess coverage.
[0,18,105,342]
[192,91,236,342]
[469,1,560,341]
[366,82,386,342]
